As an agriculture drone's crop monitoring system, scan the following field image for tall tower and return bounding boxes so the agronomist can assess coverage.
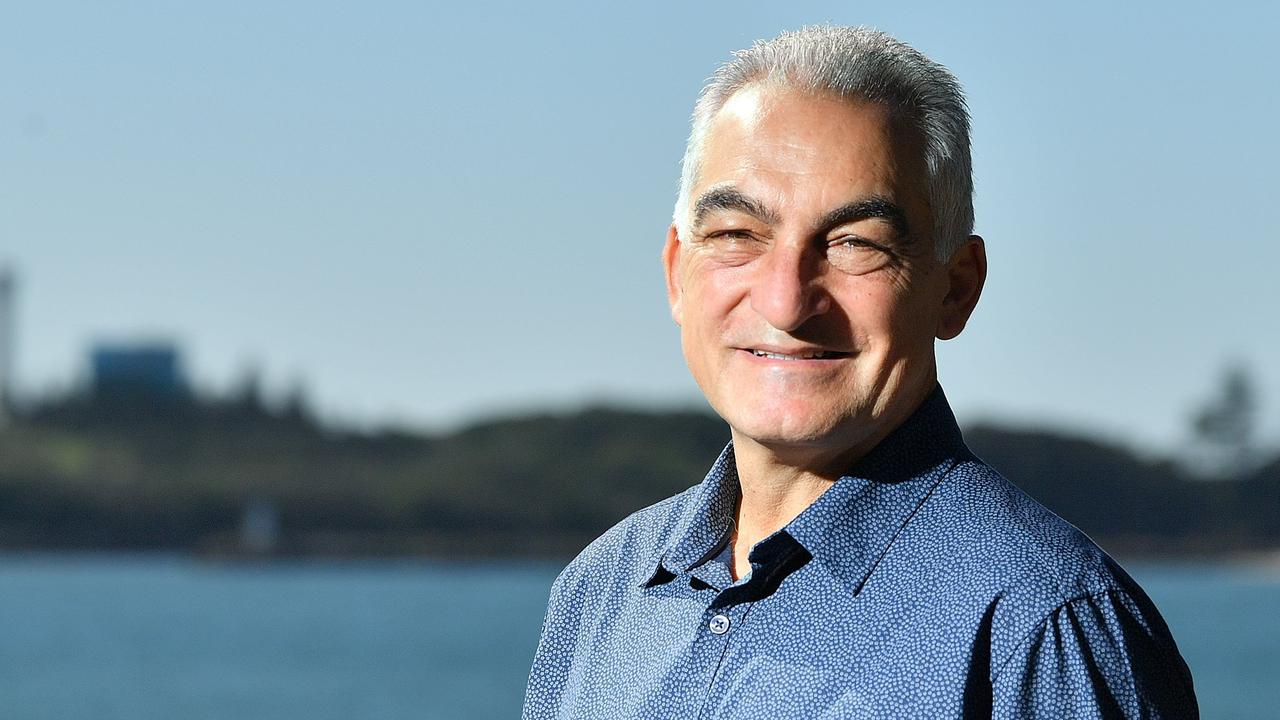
[0,265,14,425]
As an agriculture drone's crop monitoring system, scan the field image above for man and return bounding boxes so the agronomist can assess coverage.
[525,26,1197,718]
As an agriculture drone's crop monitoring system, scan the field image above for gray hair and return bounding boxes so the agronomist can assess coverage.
[673,26,973,260]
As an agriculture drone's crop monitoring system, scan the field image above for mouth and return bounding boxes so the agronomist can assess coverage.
[742,348,851,361]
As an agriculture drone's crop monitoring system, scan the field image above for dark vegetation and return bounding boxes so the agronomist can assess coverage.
[1,377,1275,560]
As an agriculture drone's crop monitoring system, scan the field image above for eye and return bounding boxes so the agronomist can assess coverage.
[827,235,897,274]
[692,228,767,266]
[700,228,764,250]
[708,229,755,242]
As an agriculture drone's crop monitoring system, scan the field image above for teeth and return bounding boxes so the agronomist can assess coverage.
[751,350,834,360]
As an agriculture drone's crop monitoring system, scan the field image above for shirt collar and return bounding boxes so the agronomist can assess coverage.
[645,442,741,582]
[786,385,967,596]
[644,385,967,595]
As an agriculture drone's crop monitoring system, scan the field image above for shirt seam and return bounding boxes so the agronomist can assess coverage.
[979,465,1102,606]
[989,586,1122,680]
[850,456,960,595]
[695,601,760,720]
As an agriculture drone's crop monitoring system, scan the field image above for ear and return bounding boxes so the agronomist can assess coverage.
[936,235,987,341]
[662,224,685,326]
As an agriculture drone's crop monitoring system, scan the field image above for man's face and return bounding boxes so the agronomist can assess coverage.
[664,85,982,468]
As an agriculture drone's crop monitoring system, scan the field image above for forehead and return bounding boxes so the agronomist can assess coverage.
[714,83,898,143]
[695,84,929,220]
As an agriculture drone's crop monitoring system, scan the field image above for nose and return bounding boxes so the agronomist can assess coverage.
[748,241,830,332]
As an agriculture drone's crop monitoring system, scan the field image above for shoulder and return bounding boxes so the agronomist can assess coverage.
[919,456,1195,703]
[548,483,700,605]
[924,455,1126,601]
[525,484,702,719]
[988,574,1198,715]
[911,456,1165,647]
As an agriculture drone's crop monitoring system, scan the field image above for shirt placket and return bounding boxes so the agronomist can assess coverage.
[681,557,758,720]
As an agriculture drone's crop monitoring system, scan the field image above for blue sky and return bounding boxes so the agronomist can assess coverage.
[2,0,1277,452]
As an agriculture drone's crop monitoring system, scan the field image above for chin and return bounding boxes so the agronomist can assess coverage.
[722,400,860,450]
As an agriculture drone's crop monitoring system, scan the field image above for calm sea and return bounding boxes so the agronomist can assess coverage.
[0,554,1274,719]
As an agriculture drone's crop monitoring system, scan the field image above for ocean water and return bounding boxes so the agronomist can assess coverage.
[1128,561,1280,718]
[0,554,1274,719]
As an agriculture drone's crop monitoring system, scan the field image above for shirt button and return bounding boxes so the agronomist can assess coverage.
[708,614,731,635]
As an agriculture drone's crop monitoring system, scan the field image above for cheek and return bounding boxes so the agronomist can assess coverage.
[884,293,945,358]
[683,266,745,328]
[839,284,898,337]
[678,286,723,366]
[846,285,934,354]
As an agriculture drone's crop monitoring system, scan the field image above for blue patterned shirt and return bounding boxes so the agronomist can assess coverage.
[524,387,1198,718]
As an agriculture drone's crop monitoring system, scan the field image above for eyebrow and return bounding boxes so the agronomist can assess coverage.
[817,197,911,239]
[691,187,912,241]
[691,186,781,228]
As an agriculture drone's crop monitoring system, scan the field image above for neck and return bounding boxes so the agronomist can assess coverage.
[726,435,848,580]
[726,380,938,580]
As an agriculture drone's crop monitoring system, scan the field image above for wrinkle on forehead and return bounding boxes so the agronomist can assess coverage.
[707,86,901,177]
[698,84,931,241]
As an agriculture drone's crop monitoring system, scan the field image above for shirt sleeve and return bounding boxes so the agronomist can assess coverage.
[992,588,1199,719]
[523,569,576,720]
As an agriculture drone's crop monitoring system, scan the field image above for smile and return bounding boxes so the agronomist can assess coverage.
[745,349,849,361]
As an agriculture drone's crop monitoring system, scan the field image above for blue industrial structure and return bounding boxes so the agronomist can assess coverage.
[91,343,189,400]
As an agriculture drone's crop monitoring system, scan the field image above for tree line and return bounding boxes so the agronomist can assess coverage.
[0,378,1274,559]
